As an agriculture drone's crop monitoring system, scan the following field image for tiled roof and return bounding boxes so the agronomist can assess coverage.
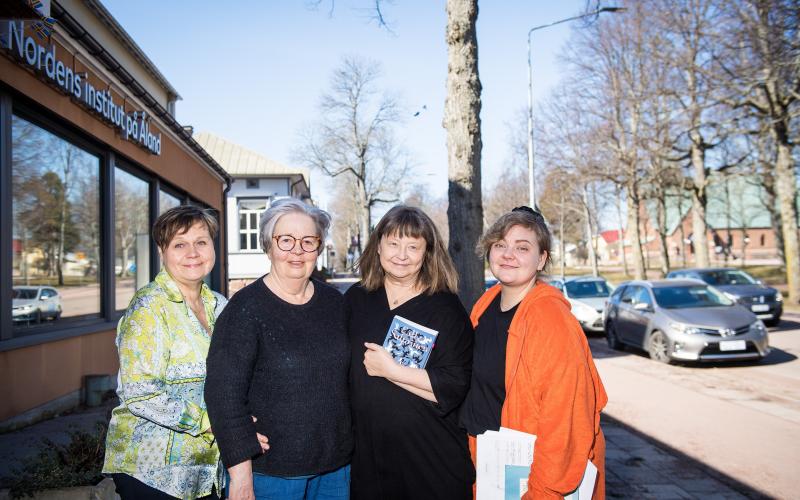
[194,132,310,188]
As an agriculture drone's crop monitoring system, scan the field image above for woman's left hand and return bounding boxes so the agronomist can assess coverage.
[363,342,398,379]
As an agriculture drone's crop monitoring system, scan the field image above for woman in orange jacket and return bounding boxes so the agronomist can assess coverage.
[459,207,608,499]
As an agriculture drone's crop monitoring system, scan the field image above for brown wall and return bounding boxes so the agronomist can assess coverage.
[0,330,118,421]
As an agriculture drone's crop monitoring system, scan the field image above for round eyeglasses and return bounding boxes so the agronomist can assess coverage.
[273,235,321,253]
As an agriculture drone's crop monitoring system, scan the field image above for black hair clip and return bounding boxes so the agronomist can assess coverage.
[512,206,544,220]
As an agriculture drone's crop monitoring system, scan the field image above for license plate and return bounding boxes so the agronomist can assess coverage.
[719,340,746,351]
[751,304,769,312]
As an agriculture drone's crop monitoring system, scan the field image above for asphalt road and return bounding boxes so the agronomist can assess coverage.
[590,313,800,499]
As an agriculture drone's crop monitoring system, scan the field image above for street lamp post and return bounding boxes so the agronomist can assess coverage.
[526,6,625,209]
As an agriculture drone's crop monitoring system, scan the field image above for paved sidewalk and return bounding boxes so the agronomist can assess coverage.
[0,401,772,498]
[602,414,770,499]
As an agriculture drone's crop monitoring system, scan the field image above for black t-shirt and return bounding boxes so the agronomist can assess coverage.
[459,293,519,436]
[345,284,475,500]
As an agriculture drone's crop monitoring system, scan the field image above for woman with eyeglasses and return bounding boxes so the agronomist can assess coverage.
[459,207,608,499]
[205,198,352,500]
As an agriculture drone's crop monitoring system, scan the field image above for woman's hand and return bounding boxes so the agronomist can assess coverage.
[227,460,255,500]
[363,342,399,379]
[252,416,269,453]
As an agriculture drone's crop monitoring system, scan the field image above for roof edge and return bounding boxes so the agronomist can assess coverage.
[78,0,181,101]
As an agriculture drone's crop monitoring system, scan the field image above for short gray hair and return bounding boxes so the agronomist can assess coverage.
[259,198,331,254]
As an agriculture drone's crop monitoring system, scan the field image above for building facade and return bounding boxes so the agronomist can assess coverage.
[194,132,310,292]
[0,0,229,426]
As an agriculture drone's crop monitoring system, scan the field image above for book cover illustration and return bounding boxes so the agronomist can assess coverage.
[383,315,438,369]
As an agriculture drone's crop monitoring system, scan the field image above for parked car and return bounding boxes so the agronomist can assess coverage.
[666,268,782,326]
[550,276,612,333]
[604,279,769,364]
[12,286,62,323]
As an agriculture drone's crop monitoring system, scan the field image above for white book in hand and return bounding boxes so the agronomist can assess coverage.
[382,315,438,369]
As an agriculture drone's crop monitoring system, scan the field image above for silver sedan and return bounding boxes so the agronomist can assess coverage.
[604,279,770,363]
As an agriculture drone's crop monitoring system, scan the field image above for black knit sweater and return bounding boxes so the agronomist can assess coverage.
[204,277,353,476]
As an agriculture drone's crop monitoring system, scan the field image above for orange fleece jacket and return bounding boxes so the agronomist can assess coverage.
[469,281,608,499]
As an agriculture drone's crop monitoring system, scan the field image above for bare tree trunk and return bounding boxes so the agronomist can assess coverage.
[615,184,628,275]
[444,0,484,307]
[760,166,786,265]
[655,195,670,277]
[583,186,599,277]
[626,184,646,280]
[560,193,566,278]
[356,177,369,252]
[774,140,799,303]
[677,193,688,268]
[690,139,709,268]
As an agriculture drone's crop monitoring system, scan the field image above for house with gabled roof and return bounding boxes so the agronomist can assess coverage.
[194,132,312,291]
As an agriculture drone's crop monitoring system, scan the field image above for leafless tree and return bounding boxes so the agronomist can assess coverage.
[564,1,656,279]
[717,0,800,303]
[296,57,410,251]
[444,0,484,306]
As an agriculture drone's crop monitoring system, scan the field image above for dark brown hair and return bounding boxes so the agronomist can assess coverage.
[477,207,553,270]
[152,205,219,251]
[357,205,458,294]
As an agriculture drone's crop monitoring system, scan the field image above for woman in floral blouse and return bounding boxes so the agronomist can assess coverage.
[103,206,267,500]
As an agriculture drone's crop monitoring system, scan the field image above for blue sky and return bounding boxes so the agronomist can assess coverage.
[104,1,592,210]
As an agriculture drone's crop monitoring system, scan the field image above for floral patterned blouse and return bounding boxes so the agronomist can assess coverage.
[103,270,227,500]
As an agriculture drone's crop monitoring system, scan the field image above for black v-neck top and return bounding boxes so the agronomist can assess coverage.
[345,284,475,500]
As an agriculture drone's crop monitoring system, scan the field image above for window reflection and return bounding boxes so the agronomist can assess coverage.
[159,190,181,214]
[115,167,150,310]
[11,115,101,327]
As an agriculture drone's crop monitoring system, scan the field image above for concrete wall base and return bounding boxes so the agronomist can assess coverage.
[0,477,119,500]
[0,390,81,433]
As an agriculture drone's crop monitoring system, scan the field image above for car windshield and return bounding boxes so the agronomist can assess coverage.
[697,270,756,285]
[652,285,734,309]
[13,289,37,299]
[565,280,611,298]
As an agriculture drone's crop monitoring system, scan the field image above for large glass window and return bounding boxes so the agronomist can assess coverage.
[115,167,150,310]
[239,199,267,251]
[159,189,181,214]
[11,115,101,328]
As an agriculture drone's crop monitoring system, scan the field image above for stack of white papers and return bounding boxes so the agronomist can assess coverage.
[476,427,597,500]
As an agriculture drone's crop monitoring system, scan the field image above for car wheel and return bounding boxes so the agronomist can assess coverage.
[34,310,42,324]
[606,322,624,351]
[648,330,672,364]
[764,317,780,327]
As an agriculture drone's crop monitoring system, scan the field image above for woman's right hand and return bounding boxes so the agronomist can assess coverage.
[227,461,255,500]
[252,416,270,453]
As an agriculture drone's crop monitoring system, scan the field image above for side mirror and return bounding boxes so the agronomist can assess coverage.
[756,279,764,285]
[633,302,652,312]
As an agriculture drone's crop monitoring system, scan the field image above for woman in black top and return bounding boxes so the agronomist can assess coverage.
[205,198,352,500]
[346,205,474,500]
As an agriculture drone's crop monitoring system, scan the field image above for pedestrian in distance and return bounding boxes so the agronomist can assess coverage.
[346,205,475,500]
[103,205,269,500]
[459,206,608,499]
[205,198,352,500]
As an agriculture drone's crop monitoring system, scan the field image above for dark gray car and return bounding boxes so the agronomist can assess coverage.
[604,280,770,364]
[666,268,782,326]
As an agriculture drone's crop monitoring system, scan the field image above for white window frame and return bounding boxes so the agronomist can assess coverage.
[238,198,268,252]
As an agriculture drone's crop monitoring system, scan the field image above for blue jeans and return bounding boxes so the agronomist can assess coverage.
[229,465,350,500]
